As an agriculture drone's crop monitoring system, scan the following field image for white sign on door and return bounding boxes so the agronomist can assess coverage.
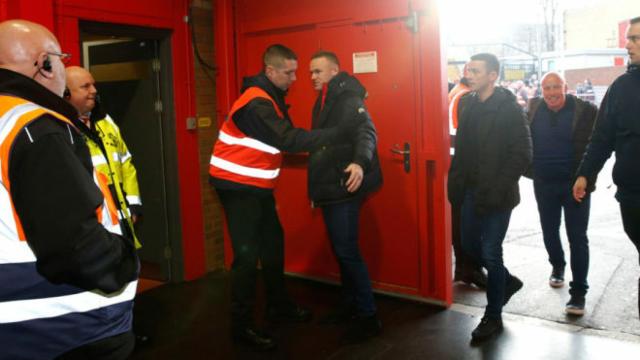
[353,51,378,74]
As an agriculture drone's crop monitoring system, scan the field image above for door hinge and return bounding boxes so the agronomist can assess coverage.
[154,100,163,113]
[406,10,419,34]
[164,245,172,259]
[152,59,161,73]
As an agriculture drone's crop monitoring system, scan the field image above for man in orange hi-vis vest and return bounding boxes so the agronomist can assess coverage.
[0,20,138,359]
[209,44,341,351]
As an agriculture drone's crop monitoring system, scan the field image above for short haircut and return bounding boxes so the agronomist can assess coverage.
[470,53,500,75]
[263,44,297,69]
[631,16,640,25]
[311,50,340,67]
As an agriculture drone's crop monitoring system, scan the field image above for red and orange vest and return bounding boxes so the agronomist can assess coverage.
[209,87,284,189]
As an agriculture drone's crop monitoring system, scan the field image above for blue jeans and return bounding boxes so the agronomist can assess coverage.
[534,180,590,296]
[461,191,513,319]
[322,198,376,317]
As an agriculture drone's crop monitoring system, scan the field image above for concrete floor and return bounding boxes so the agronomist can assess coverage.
[456,158,640,341]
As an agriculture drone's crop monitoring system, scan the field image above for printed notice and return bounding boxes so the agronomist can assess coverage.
[353,51,378,74]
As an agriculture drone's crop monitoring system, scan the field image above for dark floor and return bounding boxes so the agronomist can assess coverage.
[131,272,640,360]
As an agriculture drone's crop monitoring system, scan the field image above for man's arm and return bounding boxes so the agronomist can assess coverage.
[496,105,532,191]
[342,96,377,192]
[575,88,616,181]
[109,118,142,217]
[10,118,137,293]
[234,99,338,153]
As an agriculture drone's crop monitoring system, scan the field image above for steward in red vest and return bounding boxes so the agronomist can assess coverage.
[209,44,338,351]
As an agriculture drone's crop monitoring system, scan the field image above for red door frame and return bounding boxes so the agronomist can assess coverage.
[215,0,452,305]
[2,0,206,281]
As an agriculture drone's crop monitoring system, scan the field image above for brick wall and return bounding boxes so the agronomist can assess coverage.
[565,66,626,90]
[191,0,224,271]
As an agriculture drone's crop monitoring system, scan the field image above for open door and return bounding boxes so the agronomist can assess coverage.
[218,0,450,304]
[80,23,180,282]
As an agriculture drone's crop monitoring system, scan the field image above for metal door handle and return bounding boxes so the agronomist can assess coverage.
[390,143,411,173]
[390,144,410,155]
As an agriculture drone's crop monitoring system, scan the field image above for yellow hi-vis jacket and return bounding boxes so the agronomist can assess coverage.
[83,115,142,249]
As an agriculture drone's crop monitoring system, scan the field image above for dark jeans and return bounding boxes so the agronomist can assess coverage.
[460,191,512,319]
[452,204,482,275]
[534,180,590,296]
[217,189,290,328]
[56,331,134,360]
[322,198,376,317]
[620,203,640,265]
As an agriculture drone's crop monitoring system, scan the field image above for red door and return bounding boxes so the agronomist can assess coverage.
[217,0,451,304]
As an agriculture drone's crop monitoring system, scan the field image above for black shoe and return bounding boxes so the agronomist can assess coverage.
[549,266,565,288]
[318,305,356,325]
[471,316,503,341]
[456,270,488,289]
[565,295,586,316]
[503,275,523,306]
[267,304,312,323]
[340,314,382,345]
[232,327,277,351]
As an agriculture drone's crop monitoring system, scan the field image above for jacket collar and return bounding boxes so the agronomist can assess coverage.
[0,68,78,121]
[241,73,289,118]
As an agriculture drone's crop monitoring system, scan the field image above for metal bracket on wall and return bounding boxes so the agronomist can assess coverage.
[186,116,197,130]
[406,10,419,33]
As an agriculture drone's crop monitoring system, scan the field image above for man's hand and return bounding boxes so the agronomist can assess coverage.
[344,163,364,193]
[573,176,587,203]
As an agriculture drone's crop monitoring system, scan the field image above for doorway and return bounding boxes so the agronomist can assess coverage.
[79,21,183,282]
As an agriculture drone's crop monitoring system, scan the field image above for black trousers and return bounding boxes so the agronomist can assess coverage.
[620,203,640,265]
[56,331,134,360]
[217,188,289,328]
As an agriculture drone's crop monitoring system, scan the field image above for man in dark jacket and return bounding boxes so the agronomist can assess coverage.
[527,72,597,316]
[573,16,640,319]
[209,44,339,351]
[308,51,382,344]
[448,53,532,341]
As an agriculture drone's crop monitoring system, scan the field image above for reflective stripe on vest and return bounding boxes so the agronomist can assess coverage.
[0,96,121,245]
[209,87,284,189]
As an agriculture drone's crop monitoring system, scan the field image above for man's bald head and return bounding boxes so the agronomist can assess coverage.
[541,71,568,112]
[0,20,66,96]
[65,66,98,116]
[541,71,565,86]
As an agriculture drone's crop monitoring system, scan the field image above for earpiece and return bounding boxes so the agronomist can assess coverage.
[63,87,70,99]
[42,56,52,72]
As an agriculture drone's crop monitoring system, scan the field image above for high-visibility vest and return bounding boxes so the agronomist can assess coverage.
[0,95,137,359]
[209,87,284,189]
[83,115,141,248]
[448,84,471,155]
[448,84,470,130]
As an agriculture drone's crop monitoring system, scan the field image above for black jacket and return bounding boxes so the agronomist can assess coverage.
[527,94,598,191]
[577,65,640,205]
[211,73,337,193]
[448,87,532,213]
[308,72,382,204]
[0,68,137,293]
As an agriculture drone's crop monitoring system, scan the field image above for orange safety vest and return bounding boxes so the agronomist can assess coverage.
[209,87,284,189]
[448,83,470,130]
[0,95,120,243]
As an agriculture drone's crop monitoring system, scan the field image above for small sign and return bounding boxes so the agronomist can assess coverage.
[198,117,212,128]
[353,51,378,74]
